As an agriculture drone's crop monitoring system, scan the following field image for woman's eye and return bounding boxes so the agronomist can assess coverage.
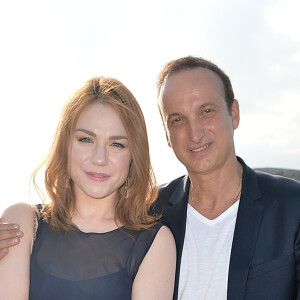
[111,142,125,148]
[78,137,92,143]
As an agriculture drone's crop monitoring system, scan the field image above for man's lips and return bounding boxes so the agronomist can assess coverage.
[190,143,211,152]
[85,172,110,182]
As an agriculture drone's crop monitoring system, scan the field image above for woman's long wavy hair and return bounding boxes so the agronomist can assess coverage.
[32,76,159,231]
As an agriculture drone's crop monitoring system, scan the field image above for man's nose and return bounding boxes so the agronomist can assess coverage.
[188,120,205,143]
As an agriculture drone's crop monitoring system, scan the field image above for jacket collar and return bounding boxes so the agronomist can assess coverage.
[227,157,265,299]
[162,175,189,300]
[168,175,190,206]
[167,157,262,205]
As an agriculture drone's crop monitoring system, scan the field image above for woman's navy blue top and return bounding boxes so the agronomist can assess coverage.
[29,213,163,300]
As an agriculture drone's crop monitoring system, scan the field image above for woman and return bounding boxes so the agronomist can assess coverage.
[0,77,176,299]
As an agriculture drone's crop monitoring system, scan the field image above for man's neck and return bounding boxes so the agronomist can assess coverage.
[188,159,242,220]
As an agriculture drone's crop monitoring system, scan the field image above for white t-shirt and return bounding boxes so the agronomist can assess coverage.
[178,201,239,300]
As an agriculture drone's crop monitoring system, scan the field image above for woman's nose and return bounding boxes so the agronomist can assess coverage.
[91,144,107,165]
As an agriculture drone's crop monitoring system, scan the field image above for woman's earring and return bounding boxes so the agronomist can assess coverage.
[124,179,129,199]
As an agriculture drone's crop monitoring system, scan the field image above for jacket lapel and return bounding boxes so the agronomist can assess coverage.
[227,160,265,300]
[161,175,189,300]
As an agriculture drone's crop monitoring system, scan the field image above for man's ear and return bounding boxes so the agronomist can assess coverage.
[231,99,240,130]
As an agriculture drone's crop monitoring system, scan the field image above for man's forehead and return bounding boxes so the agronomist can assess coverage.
[159,68,224,104]
[161,68,223,95]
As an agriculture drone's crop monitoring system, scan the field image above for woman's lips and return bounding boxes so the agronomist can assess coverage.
[85,172,110,182]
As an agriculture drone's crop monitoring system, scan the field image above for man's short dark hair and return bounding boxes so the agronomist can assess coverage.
[157,56,235,111]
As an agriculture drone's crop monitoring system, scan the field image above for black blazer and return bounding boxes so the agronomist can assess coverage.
[153,157,300,300]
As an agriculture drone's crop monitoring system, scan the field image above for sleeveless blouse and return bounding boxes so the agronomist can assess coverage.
[29,210,163,300]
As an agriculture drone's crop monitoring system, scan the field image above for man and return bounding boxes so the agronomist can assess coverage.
[152,56,300,299]
[1,56,300,299]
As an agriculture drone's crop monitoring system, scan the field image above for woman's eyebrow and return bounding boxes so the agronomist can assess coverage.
[74,129,128,141]
[74,128,96,137]
[109,136,128,140]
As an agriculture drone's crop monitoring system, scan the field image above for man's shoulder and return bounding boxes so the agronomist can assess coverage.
[240,156,300,196]
[255,169,300,191]
[150,175,186,215]
[158,175,186,199]
[251,169,300,208]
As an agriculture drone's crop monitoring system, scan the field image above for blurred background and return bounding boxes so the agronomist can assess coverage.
[0,0,299,212]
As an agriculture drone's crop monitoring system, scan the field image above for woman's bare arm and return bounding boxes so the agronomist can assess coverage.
[0,203,33,300]
[132,225,176,300]
[0,220,23,259]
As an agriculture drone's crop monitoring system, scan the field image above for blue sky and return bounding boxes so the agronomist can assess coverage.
[0,0,299,211]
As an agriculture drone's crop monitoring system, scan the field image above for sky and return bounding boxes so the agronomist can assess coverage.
[0,0,299,212]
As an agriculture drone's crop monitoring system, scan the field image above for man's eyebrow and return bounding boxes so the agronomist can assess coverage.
[74,128,96,136]
[167,112,181,119]
[167,103,218,117]
[200,102,218,108]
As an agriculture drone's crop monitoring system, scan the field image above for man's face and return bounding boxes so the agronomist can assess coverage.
[158,68,239,176]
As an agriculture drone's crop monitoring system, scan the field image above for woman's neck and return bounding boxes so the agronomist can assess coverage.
[71,192,118,233]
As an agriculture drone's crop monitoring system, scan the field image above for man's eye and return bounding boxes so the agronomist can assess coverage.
[78,137,92,143]
[172,118,182,124]
[202,108,216,117]
[168,117,185,128]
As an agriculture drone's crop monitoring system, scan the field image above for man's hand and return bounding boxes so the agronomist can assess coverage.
[0,220,23,259]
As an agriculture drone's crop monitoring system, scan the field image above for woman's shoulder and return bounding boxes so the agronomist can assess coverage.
[135,223,174,251]
[136,223,174,241]
[1,202,35,232]
[2,202,33,217]
[152,225,174,247]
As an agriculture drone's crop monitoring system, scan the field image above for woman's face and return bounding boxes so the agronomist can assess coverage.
[69,102,132,203]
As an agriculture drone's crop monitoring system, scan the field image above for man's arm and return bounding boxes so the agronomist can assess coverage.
[295,224,300,296]
[0,220,23,259]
